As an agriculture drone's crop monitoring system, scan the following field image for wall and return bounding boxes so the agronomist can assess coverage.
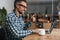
[27,0,58,3]
[0,0,14,13]
[0,0,58,14]
[27,1,58,14]
[27,3,52,14]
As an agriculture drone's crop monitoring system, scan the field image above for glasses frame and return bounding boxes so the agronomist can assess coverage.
[18,4,27,8]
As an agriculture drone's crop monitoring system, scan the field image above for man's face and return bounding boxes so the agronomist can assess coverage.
[16,1,27,13]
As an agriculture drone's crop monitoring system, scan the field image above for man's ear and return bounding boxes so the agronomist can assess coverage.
[16,3,19,9]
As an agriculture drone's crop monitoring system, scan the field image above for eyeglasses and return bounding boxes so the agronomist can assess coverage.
[18,4,27,8]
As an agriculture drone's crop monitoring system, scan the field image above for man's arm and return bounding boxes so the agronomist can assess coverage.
[6,16,33,37]
[23,21,31,30]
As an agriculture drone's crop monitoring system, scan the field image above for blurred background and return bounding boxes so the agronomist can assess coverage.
[0,0,59,14]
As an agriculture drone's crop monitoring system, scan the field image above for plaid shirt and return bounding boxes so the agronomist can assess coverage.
[5,11,33,39]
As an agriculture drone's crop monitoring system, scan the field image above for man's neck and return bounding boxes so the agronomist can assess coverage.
[15,9,23,17]
[15,9,20,17]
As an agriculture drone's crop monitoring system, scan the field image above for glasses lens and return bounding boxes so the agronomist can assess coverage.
[18,4,27,8]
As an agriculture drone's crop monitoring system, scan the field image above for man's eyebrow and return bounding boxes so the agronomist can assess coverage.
[18,4,27,8]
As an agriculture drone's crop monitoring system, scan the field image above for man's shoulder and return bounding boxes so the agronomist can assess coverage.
[6,12,15,18]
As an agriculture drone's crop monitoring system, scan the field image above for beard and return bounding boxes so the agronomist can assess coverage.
[17,9,22,14]
[16,7,25,18]
[17,10,26,18]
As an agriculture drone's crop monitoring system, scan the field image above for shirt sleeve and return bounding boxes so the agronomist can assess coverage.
[6,16,33,37]
[23,21,31,30]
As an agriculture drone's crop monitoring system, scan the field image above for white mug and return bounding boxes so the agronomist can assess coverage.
[38,29,45,35]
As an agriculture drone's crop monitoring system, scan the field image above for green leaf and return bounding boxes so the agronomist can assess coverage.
[0,7,7,26]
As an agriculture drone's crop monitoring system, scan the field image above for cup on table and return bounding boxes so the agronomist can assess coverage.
[38,29,45,35]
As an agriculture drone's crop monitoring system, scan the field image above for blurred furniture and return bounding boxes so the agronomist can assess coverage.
[43,22,51,29]
[28,22,37,29]
[24,13,59,29]
[59,14,60,28]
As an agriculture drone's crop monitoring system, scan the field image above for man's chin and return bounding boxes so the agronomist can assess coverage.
[22,11,25,14]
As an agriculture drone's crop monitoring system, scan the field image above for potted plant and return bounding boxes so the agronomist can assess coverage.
[0,7,7,28]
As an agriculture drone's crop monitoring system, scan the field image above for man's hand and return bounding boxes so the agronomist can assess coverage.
[33,29,40,34]
[33,29,45,35]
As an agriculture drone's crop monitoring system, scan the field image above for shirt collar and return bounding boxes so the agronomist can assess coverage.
[13,11,23,18]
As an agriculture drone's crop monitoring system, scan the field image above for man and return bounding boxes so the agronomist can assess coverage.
[5,0,40,40]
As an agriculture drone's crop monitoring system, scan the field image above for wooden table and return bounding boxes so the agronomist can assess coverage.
[23,29,60,40]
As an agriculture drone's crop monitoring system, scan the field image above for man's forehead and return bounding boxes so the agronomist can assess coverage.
[17,1,27,6]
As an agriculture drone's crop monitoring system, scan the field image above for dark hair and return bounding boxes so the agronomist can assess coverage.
[14,0,27,9]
